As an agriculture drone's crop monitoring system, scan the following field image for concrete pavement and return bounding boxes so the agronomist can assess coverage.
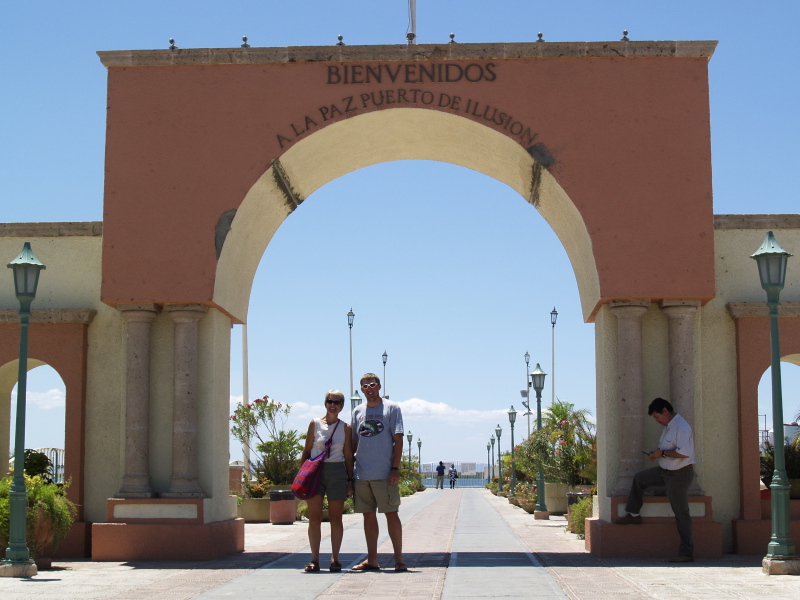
[2,488,800,599]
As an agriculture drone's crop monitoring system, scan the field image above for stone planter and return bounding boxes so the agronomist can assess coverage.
[237,498,271,523]
[544,483,573,515]
[508,497,521,507]
[520,502,538,514]
[790,479,800,499]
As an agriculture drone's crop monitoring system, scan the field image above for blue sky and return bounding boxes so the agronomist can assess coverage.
[4,1,800,466]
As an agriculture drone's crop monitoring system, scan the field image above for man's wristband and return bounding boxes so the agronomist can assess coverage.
[347,478,354,482]
[391,467,399,471]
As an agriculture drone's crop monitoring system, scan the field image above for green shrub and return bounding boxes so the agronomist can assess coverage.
[0,475,78,558]
[567,495,593,539]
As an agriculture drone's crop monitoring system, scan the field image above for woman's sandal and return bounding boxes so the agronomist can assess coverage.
[329,561,342,572]
[304,561,320,572]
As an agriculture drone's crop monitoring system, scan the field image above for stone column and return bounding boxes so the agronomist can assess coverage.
[660,300,701,428]
[117,304,159,498]
[661,299,702,494]
[610,300,650,496]
[162,303,208,498]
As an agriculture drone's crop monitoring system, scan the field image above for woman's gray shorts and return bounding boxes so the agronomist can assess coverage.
[318,461,348,502]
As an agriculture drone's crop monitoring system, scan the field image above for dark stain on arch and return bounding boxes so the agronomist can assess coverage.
[271,158,305,214]
[526,143,555,208]
[215,209,237,259]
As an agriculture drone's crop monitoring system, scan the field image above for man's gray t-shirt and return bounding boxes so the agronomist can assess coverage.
[351,399,404,480]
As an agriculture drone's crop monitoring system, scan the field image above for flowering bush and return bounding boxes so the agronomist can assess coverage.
[516,400,596,487]
[231,395,304,485]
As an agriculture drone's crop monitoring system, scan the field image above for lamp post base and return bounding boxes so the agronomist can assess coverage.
[0,561,37,578]
[534,510,550,520]
[763,556,800,576]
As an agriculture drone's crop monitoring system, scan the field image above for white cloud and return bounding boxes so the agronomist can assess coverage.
[395,397,508,423]
[26,389,65,410]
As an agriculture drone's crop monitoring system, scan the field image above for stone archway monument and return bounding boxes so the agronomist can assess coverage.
[90,39,723,560]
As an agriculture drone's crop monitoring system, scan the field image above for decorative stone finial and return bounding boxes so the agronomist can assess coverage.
[169,38,177,50]
[241,36,250,48]
[449,33,456,44]
[406,32,415,44]
[621,30,629,41]
[337,35,345,46]
[536,32,545,43]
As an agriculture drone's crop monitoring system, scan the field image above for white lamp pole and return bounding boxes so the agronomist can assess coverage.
[550,307,558,405]
[347,309,355,396]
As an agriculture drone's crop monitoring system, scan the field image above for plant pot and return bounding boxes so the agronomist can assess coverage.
[520,502,538,514]
[238,498,271,522]
[508,497,521,506]
[790,479,800,500]
[544,482,572,515]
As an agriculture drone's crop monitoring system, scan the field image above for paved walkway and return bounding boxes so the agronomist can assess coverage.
[3,488,800,599]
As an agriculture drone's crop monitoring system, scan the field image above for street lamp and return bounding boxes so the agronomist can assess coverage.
[347,309,355,396]
[486,442,491,483]
[406,431,413,475]
[2,242,45,572]
[551,307,558,406]
[523,351,532,438]
[495,424,503,493]
[350,390,362,414]
[531,363,549,519]
[490,435,496,480]
[382,351,388,399]
[508,406,518,497]
[417,437,422,478]
[751,231,798,571]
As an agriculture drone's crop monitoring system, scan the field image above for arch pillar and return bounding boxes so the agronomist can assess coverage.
[117,303,159,498]
[610,300,650,495]
[162,303,208,498]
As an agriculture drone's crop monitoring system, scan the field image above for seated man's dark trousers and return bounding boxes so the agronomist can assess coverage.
[625,464,694,557]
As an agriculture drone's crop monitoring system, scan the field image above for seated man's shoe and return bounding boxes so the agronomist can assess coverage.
[669,555,694,563]
[614,513,642,525]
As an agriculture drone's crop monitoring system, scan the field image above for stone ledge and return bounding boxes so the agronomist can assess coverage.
[727,302,800,319]
[0,222,102,237]
[0,562,37,578]
[97,40,718,68]
[715,214,800,230]
[0,308,97,324]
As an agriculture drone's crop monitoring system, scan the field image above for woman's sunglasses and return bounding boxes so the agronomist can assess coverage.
[325,399,344,406]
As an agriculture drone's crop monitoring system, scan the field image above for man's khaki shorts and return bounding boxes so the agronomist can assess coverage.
[354,478,401,513]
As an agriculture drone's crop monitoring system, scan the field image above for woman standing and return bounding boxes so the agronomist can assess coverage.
[449,464,458,489]
[300,390,354,572]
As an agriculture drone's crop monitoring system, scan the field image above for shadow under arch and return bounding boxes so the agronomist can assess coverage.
[214,108,599,323]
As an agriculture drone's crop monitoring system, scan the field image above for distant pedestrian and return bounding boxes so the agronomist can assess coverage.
[449,464,458,489]
[435,461,446,489]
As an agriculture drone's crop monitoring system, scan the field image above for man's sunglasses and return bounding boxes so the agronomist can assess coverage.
[361,382,379,389]
[325,399,344,406]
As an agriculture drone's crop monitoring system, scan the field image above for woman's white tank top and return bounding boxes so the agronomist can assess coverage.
[312,418,345,462]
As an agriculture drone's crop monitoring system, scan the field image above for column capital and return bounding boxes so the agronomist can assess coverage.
[609,300,650,315]
[164,303,209,322]
[118,303,160,323]
[660,299,701,315]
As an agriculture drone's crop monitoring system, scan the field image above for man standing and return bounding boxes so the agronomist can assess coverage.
[615,398,696,563]
[435,461,446,489]
[350,373,407,572]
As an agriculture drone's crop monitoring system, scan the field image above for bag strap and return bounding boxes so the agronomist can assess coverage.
[323,419,341,459]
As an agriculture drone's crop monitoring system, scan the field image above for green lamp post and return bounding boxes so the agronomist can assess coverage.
[751,231,797,568]
[350,390,362,414]
[406,431,413,475]
[490,435,495,480]
[508,405,518,497]
[531,363,549,518]
[2,242,46,570]
[486,442,491,483]
[495,424,503,492]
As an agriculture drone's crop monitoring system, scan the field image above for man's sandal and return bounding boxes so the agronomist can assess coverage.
[395,563,408,572]
[304,561,320,572]
[329,561,342,572]
[351,561,380,571]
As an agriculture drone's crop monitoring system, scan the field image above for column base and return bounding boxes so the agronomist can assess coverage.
[763,557,800,575]
[0,562,37,578]
[586,495,722,558]
[534,510,550,520]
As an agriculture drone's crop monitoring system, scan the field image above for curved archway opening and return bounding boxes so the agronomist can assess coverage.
[226,159,597,466]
